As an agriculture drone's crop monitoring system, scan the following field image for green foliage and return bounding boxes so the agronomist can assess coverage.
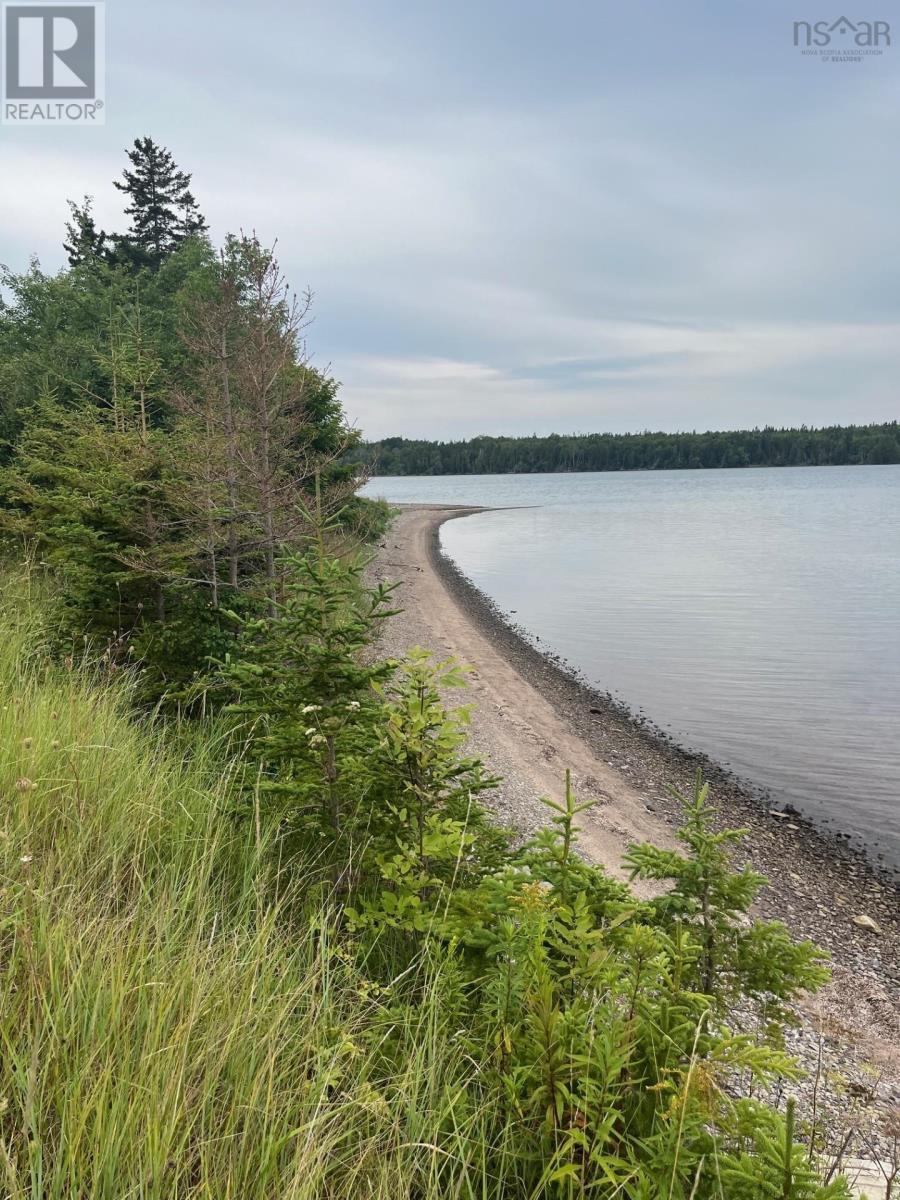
[111,136,208,270]
[340,493,393,542]
[222,522,399,850]
[0,151,388,697]
[353,422,900,475]
[0,239,216,456]
[2,390,174,618]
[520,768,633,916]
[204,532,844,1196]
[0,569,851,1198]
[63,196,108,267]
[0,354,233,693]
[347,649,505,935]
[221,529,503,928]
[719,1101,851,1199]
[625,771,830,1022]
[419,774,840,1198]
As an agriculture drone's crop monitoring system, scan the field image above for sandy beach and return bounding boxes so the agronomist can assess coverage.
[368,502,900,1146]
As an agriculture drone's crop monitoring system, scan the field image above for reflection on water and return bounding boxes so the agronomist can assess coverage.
[362,466,900,870]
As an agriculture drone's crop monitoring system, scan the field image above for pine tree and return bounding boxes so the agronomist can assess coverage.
[113,137,208,270]
[63,197,109,267]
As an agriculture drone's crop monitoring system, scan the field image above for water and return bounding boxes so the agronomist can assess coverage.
[362,467,900,871]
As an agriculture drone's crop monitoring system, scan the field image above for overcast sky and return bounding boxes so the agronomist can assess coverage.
[2,0,898,439]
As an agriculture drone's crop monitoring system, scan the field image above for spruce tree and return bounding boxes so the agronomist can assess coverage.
[63,197,109,267]
[113,137,208,270]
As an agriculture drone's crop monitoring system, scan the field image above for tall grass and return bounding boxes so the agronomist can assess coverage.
[0,571,507,1198]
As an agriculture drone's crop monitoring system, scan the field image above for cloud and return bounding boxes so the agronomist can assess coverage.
[343,314,900,438]
[1,0,898,438]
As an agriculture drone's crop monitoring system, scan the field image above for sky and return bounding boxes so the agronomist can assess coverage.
[1,0,899,440]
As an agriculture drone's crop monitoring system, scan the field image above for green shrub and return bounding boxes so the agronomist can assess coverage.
[625,771,830,1025]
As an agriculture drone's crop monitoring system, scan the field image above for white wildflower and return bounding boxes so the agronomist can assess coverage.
[309,734,326,747]
[301,704,321,714]
[347,701,361,712]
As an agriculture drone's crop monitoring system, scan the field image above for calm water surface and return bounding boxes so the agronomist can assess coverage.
[362,467,900,870]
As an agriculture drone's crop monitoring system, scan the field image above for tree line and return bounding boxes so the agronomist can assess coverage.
[0,137,385,696]
[354,421,900,475]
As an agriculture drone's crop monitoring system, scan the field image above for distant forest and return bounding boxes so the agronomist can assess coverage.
[352,421,900,475]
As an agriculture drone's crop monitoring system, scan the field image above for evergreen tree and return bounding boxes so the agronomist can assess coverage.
[624,770,829,1021]
[222,510,399,855]
[113,137,208,270]
[179,235,358,615]
[63,197,109,267]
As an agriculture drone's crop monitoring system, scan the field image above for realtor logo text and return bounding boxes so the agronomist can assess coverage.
[2,2,105,124]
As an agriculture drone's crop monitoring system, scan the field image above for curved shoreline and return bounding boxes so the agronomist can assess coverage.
[369,502,899,1104]
[432,505,900,900]
[430,506,900,886]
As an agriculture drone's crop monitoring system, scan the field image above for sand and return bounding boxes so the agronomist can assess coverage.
[369,503,675,893]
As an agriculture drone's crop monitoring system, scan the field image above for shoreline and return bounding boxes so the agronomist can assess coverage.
[369,502,899,1125]
[430,507,900,881]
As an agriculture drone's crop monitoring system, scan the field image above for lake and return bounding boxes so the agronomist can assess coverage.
[362,466,900,872]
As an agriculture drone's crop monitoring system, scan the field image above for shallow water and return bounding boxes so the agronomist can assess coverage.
[362,466,900,871]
